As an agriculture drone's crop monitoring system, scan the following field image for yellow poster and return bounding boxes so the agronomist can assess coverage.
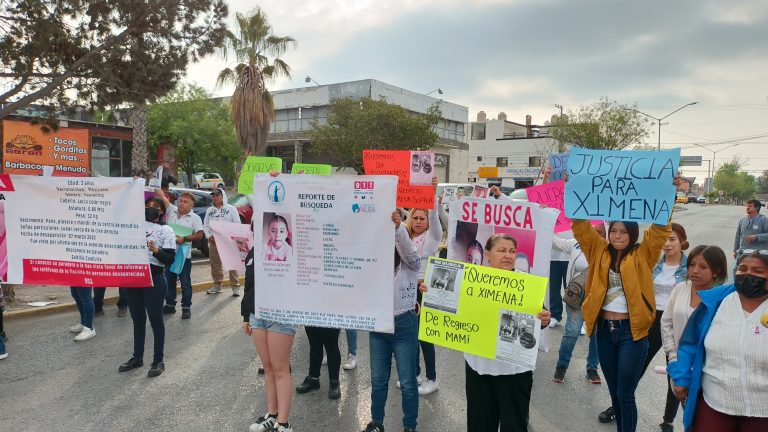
[418,257,548,368]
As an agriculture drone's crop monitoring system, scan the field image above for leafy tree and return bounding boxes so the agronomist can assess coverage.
[757,170,768,194]
[216,7,296,156]
[147,84,241,185]
[308,97,442,173]
[550,97,652,150]
[713,160,757,203]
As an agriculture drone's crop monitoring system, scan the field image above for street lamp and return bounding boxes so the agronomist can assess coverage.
[305,76,320,86]
[631,102,699,150]
[691,142,740,194]
[425,88,443,96]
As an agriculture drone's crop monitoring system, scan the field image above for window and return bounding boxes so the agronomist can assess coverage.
[496,157,508,167]
[91,136,132,177]
[471,123,486,140]
[476,156,482,162]
[529,156,543,167]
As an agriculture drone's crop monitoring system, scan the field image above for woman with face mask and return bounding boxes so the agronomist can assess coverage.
[667,250,768,431]
[118,197,177,378]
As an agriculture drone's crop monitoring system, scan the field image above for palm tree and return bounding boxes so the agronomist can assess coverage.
[217,8,296,156]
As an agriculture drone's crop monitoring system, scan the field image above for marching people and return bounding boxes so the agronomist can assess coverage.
[156,190,204,319]
[660,244,728,431]
[573,173,678,432]
[551,223,605,385]
[204,187,242,296]
[733,199,768,260]
[119,196,177,378]
[361,209,421,432]
[668,250,768,431]
[68,286,97,341]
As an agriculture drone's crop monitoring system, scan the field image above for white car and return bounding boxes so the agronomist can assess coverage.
[194,172,225,190]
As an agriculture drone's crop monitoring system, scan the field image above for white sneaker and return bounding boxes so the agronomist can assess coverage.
[418,379,439,395]
[0,351,8,360]
[74,327,96,341]
[274,424,293,432]
[69,323,84,333]
[249,413,277,432]
[206,285,222,294]
[397,376,424,388]
[322,354,327,365]
[580,323,587,335]
[342,354,358,370]
[548,318,560,328]
[231,286,241,297]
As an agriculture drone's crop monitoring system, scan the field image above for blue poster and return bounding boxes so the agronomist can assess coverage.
[564,147,681,224]
[548,152,569,181]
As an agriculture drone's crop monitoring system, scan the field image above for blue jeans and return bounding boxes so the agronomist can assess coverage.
[93,288,127,311]
[164,258,192,308]
[557,306,599,370]
[548,261,568,321]
[70,287,94,329]
[0,330,5,354]
[369,311,419,429]
[346,329,357,356]
[596,318,649,432]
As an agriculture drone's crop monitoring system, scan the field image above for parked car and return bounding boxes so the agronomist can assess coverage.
[169,187,212,256]
[696,195,706,204]
[686,195,698,204]
[228,193,253,224]
[675,195,688,204]
[194,172,225,190]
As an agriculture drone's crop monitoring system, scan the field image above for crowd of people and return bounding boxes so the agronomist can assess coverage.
[1,171,767,432]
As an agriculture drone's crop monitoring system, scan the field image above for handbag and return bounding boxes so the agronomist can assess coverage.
[563,268,588,311]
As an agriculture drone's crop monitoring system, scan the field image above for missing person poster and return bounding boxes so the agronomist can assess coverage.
[0,175,151,286]
[209,220,252,272]
[409,151,434,186]
[251,174,398,333]
[564,147,680,224]
[419,257,548,369]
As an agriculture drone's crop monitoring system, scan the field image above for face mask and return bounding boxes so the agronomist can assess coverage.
[145,207,161,223]
[734,274,768,298]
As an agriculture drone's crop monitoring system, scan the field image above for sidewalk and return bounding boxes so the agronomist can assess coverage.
[4,262,243,319]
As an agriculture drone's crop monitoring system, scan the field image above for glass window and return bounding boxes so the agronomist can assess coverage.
[92,136,132,177]
[476,156,482,162]
[496,157,508,167]
[193,193,212,208]
[471,124,486,140]
[529,156,543,167]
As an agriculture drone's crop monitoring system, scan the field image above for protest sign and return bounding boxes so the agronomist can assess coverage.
[548,152,569,181]
[148,166,163,188]
[419,257,548,368]
[526,180,603,233]
[252,174,397,332]
[0,175,151,286]
[363,150,434,208]
[290,163,332,175]
[564,147,680,224]
[209,220,253,272]
[409,151,434,185]
[237,156,282,194]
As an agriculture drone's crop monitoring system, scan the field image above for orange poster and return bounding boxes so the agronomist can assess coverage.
[363,150,435,208]
[2,120,89,176]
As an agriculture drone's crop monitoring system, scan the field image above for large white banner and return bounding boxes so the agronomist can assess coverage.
[0,175,151,287]
[252,174,397,332]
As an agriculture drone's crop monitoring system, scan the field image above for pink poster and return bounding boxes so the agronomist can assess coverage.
[525,180,602,233]
[209,220,252,272]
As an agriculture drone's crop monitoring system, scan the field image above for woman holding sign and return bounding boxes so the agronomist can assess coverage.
[462,234,551,432]
[573,212,673,432]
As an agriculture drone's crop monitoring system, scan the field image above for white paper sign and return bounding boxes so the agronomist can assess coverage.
[209,220,252,272]
[409,151,434,186]
[252,174,397,332]
[0,175,151,287]
[148,166,163,188]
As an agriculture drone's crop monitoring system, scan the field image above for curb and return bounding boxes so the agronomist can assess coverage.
[4,277,244,320]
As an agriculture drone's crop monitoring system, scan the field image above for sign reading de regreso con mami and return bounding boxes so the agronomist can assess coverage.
[252,174,398,333]
[0,175,151,286]
[564,147,680,225]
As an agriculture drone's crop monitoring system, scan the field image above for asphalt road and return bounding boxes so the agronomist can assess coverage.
[0,204,745,432]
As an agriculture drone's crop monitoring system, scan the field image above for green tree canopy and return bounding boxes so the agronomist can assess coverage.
[550,97,652,150]
[147,84,241,185]
[1,0,228,119]
[713,160,757,201]
[308,97,442,173]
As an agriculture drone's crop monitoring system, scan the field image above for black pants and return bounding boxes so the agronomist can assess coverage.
[465,362,533,432]
[639,311,680,424]
[125,265,166,364]
[306,326,341,381]
[93,287,127,311]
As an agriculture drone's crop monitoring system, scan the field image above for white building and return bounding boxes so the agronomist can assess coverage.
[245,79,469,182]
[468,112,560,188]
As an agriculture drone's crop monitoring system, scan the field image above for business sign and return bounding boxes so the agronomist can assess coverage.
[0,175,151,286]
[564,147,680,225]
[251,174,397,332]
[2,120,89,176]
[679,155,702,167]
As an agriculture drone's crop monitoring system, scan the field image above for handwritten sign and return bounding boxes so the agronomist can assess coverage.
[548,152,569,181]
[564,147,680,224]
[363,150,434,208]
[419,257,548,368]
[238,156,282,194]
[291,163,332,175]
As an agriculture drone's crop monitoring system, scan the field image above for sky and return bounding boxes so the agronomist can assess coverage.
[186,0,768,182]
